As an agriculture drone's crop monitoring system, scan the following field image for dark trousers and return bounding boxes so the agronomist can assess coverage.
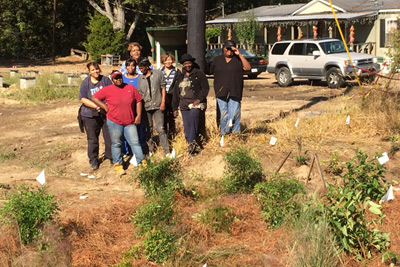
[82,115,112,165]
[164,93,176,138]
[181,109,200,144]
[144,109,169,154]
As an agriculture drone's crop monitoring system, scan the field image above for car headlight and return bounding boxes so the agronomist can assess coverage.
[344,60,357,66]
[373,57,377,63]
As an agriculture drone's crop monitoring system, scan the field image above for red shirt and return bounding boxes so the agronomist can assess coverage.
[94,83,142,126]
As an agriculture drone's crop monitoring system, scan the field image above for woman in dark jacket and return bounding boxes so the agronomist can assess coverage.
[172,54,209,155]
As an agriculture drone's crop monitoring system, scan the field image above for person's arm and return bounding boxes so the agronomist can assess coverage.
[134,101,142,125]
[91,96,109,113]
[160,88,166,111]
[80,97,100,111]
[232,47,251,71]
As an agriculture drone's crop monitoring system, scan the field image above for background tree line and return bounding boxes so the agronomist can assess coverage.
[0,0,306,60]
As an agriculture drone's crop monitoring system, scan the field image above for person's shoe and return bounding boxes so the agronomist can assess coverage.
[187,143,196,155]
[114,163,126,177]
[91,162,99,171]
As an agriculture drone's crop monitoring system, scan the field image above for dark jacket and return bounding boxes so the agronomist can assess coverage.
[172,68,209,111]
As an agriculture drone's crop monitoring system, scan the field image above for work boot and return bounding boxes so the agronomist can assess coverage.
[114,163,126,177]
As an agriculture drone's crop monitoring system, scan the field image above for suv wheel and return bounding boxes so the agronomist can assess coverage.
[276,67,292,87]
[248,74,258,79]
[326,68,344,89]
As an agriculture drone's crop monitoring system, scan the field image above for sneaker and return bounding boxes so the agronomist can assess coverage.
[114,163,126,177]
[91,162,99,171]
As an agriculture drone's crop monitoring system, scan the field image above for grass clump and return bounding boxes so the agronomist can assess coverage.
[221,147,264,193]
[194,205,236,233]
[0,145,16,162]
[134,158,183,196]
[0,185,59,245]
[254,173,305,228]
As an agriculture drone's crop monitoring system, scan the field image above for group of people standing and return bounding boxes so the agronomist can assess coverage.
[78,40,250,176]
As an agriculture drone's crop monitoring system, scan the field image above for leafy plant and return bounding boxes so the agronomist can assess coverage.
[254,173,305,228]
[323,151,343,176]
[130,191,175,236]
[389,132,400,155]
[234,10,261,51]
[295,155,307,165]
[194,205,235,233]
[205,27,222,43]
[142,229,176,263]
[221,147,264,193]
[134,158,183,196]
[0,185,59,244]
[342,150,386,200]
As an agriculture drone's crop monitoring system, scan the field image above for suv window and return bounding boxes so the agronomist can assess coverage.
[305,43,319,55]
[289,43,305,55]
[271,43,290,55]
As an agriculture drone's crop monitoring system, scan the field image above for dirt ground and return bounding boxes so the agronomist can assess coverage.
[0,55,399,266]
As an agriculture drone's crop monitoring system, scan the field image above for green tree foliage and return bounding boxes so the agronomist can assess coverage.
[234,10,261,51]
[206,27,222,43]
[84,12,125,62]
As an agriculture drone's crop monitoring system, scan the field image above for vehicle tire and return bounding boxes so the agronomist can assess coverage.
[326,67,344,89]
[248,74,258,79]
[276,67,292,87]
[308,79,321,85]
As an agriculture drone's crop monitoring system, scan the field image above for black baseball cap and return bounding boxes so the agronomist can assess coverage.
[224,40,236,49]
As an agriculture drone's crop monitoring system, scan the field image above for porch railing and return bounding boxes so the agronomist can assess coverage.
[207,42,376,57]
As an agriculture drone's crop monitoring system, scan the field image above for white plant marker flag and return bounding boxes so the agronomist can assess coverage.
[270,136,277,146]
[228,119,233,127]
[381,185,394,203]
[130,154,138,167]
[295,117,300,128]
[346,115,350,125]
[377,152,389,165]
[170,148,176,159]
[220,135,224,147]
[202,264,207,267]
[36,170,46,185]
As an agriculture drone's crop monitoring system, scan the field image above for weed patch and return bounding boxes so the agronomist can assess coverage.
[0,145,16,162]
[221,147,264,193]
[194,205,236,233]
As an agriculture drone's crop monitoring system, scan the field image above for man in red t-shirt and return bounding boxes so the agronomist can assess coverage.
[92,71,144,176]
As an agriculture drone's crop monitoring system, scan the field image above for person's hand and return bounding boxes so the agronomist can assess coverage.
[231,46,240,56]
[134,115,141,125]
[160,102,165,111]
[193,100,201,107]
[173,110,179,117]
[102,106,109,113]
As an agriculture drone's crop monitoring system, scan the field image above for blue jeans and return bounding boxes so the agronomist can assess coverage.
[217,97,241,135]
[106,119,144,165]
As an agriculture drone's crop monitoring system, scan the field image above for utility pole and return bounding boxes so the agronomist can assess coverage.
[187,0,206,71]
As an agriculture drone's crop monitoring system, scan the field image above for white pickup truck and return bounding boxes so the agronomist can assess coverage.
[267,38,380,88]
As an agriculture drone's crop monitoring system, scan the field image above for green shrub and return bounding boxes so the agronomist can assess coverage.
[322,151,343,176]
[0,185,59,244]
[84,12,125,61]
[221,148,264,193]
[131,191,175,236]
[134,158,183,196]
[254,173,305,228]
[194,205,235,233]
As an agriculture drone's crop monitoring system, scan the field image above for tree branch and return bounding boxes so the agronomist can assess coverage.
[126,7,141,41]
[87,0,114,23]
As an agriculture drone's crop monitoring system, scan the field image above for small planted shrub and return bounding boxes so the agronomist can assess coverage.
[323,151,343,176]
[142,229,177,263]
[134,158,183,196]
[0,185,59,244]
[221,147,264,193]
[131,191,175,236]
[194,205,235,233]
[254,173,305,228]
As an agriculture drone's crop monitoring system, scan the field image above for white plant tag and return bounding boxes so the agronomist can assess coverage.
[295,117,300,128]
[130,154,138,167]
[202,264,207,267]
[79,195,88,200]
[36,170,46,185]
[381,185,394,203]
[270,136,277,146]
[377,152,389,165]
[346,115,350,125]
[88,175,95,179]
[220,135,224,147]
[170,148,176,159]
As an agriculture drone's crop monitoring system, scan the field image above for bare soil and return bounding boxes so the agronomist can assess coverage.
[0,56,399,266]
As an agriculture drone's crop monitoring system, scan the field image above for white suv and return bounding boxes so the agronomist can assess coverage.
[267,38,380,88]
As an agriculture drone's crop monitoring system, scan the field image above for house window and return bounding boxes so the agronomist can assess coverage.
[386,19,398,47]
